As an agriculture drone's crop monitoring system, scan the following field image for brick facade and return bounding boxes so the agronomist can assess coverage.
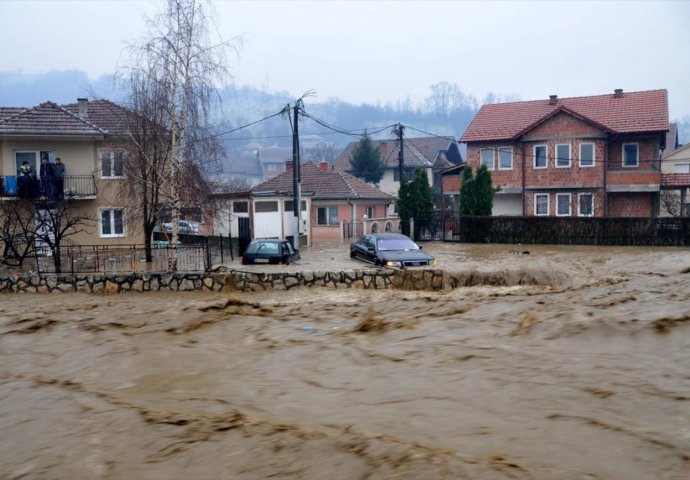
[464,110,663,217]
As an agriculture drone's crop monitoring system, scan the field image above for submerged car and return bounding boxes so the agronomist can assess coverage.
[241,239,301,265]
[162,220,200,235]
[350,233,437,267]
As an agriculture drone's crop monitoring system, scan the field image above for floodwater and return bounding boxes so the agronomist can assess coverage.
[1,243,689,479]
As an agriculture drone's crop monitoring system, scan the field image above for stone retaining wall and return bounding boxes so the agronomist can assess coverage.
[0,269,445,294]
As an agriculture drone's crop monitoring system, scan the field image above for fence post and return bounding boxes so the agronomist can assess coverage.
[219,234,224,264]
[205,236,211,271]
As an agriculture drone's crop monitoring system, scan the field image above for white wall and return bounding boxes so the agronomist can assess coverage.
[493,194,523,216]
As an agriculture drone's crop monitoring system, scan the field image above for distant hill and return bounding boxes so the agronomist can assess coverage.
[0,70,481,157]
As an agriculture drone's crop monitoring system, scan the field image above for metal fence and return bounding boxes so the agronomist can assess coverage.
[424,212,690,246]
[34,244,211,274]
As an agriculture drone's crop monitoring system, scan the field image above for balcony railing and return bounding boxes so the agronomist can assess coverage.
[0,175,97,199]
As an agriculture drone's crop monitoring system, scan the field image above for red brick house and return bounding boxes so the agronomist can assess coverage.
[459,89,669,217]
[212,162,396,245]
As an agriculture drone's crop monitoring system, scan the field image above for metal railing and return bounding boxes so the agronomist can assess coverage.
[35,243,210,274]
[0,175,96,198]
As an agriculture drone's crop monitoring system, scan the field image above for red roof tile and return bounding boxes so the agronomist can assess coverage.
[460,89,669,142]
[0,101,107,136]
[252,162,394,201]
[334,136,454,172]
[661,173,690,188]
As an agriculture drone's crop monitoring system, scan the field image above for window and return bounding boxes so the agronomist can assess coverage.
[534,193,549,216]
[267,163,279,172]
[555,144,571,168]
[366,206,374,219]
[556,193,571,216]
[255,201,278,213]
[15,151,54,174]
[100,208,125,237]
[578,193,594,216]
[393,167,417,182]
[480,148,494,170]
[498,147,513,170]
[579,143,595,167]
[233,202,248,213]
[533,145,547,169]
[317,206,339,225]
[622,143,639,167]
[284,200,307,212]
[100,150,124,178]
[673,164,690,173]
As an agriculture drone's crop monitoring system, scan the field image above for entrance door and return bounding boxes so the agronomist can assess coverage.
[238,217,251,256]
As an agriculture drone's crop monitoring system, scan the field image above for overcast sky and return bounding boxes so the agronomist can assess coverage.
[1,0,689,119]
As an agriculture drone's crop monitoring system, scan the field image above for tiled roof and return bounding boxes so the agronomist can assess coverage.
[0,101,107,136]
[460,89,669,142]
[221,154,263,176]
[252,162,394,201]
[661,173,690,188]
[63,99,130,137]
[334,136,454,172]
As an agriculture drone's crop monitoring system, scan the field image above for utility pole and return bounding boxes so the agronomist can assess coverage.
[291,100,302,250]
[395,123,405,181]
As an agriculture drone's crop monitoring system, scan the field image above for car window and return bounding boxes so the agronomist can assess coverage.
[377,238,419,251]
[245,242,279,254]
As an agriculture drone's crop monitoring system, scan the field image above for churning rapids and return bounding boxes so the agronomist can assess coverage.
[1,244,689,479]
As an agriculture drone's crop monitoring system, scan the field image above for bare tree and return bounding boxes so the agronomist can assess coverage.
[123,0,236,270]
[0,200,38,267]
[0,197,93,273]
[660,190,681,217]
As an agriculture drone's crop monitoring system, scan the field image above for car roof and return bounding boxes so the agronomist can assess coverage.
[367,233,412,240]
[250,239,288,243]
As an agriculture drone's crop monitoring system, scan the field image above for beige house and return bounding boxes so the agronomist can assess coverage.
[660,142,690,216]
[0,98,143,246]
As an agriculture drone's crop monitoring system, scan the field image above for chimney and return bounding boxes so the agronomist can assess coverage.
[320,161,329,172]
[614,88,623,98]
[548,95,558,105]
[379,142,388,156]
[77,97,88,119]
[285,160,293,172]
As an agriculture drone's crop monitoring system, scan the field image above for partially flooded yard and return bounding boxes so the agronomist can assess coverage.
[1,243,689,479]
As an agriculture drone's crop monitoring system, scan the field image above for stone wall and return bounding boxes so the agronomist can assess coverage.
[0,268,446,294]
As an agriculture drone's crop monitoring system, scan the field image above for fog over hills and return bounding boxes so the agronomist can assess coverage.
[2,70,687,155]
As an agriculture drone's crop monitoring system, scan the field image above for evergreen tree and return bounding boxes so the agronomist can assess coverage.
[349,133,386,184]
[459,165,476,215]
[475,164,496,215]
[460,164,496,215]
[409,168,434,238]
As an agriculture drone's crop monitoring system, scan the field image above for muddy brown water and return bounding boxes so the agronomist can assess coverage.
[1,243,689,479]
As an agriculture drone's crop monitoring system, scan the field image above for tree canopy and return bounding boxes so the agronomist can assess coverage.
[460,164,497,215]
[397,168,434,238]
[349,134,386,185]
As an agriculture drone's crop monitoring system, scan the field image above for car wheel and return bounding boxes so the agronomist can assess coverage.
[350,250,356,259]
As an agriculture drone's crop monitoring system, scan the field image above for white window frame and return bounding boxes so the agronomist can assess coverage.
[673,163,690,173]
[534,193,549,216]
[498,147,513,170]
[317,206,339,225]
[99,149,125,179]
[555,143,571,168]
[556,193,572,216]
[579,143,595,168]
[533,144,547,169]
[480,148,495,171]
[578,193,594,217]
[99,208,125,238]
[622,143,639,167]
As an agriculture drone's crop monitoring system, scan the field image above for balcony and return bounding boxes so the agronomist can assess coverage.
[0,175,97,199]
